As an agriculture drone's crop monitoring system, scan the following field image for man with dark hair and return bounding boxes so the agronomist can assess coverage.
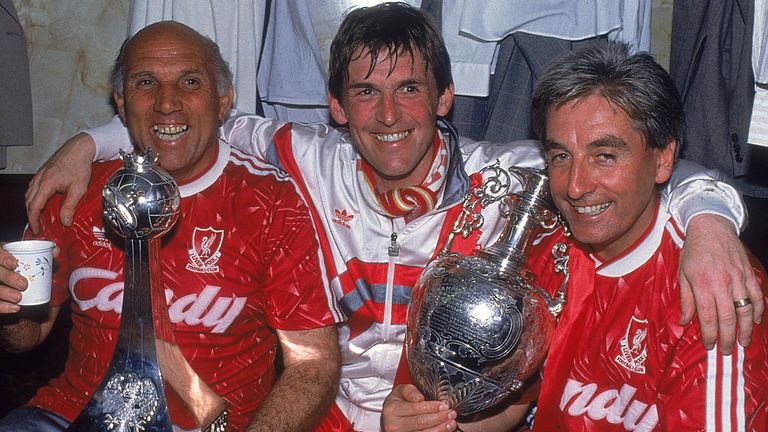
[0,21,340,431]
[384,42,768,432]
[327,3,453,104]
[9,3,763,430]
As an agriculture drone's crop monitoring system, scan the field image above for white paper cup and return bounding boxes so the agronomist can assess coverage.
[3,240,55,306]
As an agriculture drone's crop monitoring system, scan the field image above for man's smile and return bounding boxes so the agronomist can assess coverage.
[573,202,611,216]
[153,124,189,141]
[375,129,411,143]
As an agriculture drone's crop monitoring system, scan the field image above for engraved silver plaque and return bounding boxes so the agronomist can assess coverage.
[102,372,160,431]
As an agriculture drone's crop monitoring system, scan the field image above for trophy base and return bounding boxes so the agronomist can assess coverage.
[66,349,172,432]
[407,349,521,417]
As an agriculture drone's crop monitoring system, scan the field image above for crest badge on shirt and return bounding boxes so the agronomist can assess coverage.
[186,227,224,273]
[615,316,648,374]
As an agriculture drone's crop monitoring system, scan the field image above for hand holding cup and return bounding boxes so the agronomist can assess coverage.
[2,240,55,309]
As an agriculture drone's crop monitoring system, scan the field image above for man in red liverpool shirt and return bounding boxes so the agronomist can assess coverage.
[383,42,767,431]
[0,21,341,431]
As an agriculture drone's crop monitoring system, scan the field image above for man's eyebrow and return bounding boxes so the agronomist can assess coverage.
[346,78,423,90]
[544,135,628,151]
[126,68,204,79]
[179,67,204,76]
[396,78,423,87]
[589,135,627,149]
[543,139,565,151]
[346,82,374,90]
[126,70,154,80]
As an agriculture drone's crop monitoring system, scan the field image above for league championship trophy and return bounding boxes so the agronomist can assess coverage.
[406,166,569,416]
[67,148,180,431]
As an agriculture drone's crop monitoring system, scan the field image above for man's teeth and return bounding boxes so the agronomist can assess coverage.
[376,131,409,142]
[574,203,610,216]
[153,125,189,141]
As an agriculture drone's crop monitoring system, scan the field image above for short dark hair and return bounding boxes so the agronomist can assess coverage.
[110,21,233,98]
[531,42,684,151]
[328,2,452,101]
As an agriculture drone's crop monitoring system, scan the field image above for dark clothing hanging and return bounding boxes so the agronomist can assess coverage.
[670,0,768,266]
[0,0,33,169]
[449,32,605,143]
[669,0,768,196]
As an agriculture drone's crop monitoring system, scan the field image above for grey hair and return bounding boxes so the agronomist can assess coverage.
[110,22,233,97]
[531,42,684,151]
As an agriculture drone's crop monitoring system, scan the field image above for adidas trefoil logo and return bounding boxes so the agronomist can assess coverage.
[92,226,111,248]
[332,208,354,229]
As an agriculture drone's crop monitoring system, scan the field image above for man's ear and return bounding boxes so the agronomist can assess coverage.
[114,92,126,124]
[436,83,454,117]
[328,90,349,125]
[218,85,235,122]
[655,139,677,184]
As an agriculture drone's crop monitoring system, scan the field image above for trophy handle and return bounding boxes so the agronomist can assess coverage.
[542,242,569,317]
[438,161,512,255]
[540,210,560,231]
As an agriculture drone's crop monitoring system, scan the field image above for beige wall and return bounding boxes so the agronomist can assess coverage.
[3,0,674,174]
[6,0,129,174]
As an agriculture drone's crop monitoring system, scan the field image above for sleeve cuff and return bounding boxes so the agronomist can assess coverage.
[666,180,746,234]
[81,115,132,162]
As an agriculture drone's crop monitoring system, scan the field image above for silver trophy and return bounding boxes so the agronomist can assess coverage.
[67,148,180,431]
[406,166,569,416]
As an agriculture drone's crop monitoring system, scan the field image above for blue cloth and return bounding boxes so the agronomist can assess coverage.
[0,407,69,432]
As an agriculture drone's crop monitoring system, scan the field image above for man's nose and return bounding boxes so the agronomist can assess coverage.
[376,92,401,127]
[567,160,595,200]
[154,84,182,114]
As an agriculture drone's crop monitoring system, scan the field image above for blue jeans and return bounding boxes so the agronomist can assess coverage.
[0,406,199,431]
[0,406,69,431]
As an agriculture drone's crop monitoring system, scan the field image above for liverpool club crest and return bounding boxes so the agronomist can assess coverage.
[615,316,648,374]
[186,227,224,273]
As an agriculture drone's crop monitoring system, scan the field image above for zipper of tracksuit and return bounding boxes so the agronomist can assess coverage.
[383,221,400,341]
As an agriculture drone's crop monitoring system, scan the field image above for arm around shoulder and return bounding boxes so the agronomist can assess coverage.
[25,115,131,234]
[663,159,762,354]
[219,110,288,158]
[664,159,745,232]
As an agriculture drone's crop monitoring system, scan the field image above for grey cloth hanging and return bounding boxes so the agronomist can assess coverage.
[449,32,605,143]
[669,0,768,197]
[0,0,33,169]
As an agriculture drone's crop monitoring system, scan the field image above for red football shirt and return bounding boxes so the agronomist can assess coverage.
[28,142,339,430]
[528,202,768,431]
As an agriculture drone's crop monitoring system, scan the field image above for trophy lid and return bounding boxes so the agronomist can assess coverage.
[102,148,181,239]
